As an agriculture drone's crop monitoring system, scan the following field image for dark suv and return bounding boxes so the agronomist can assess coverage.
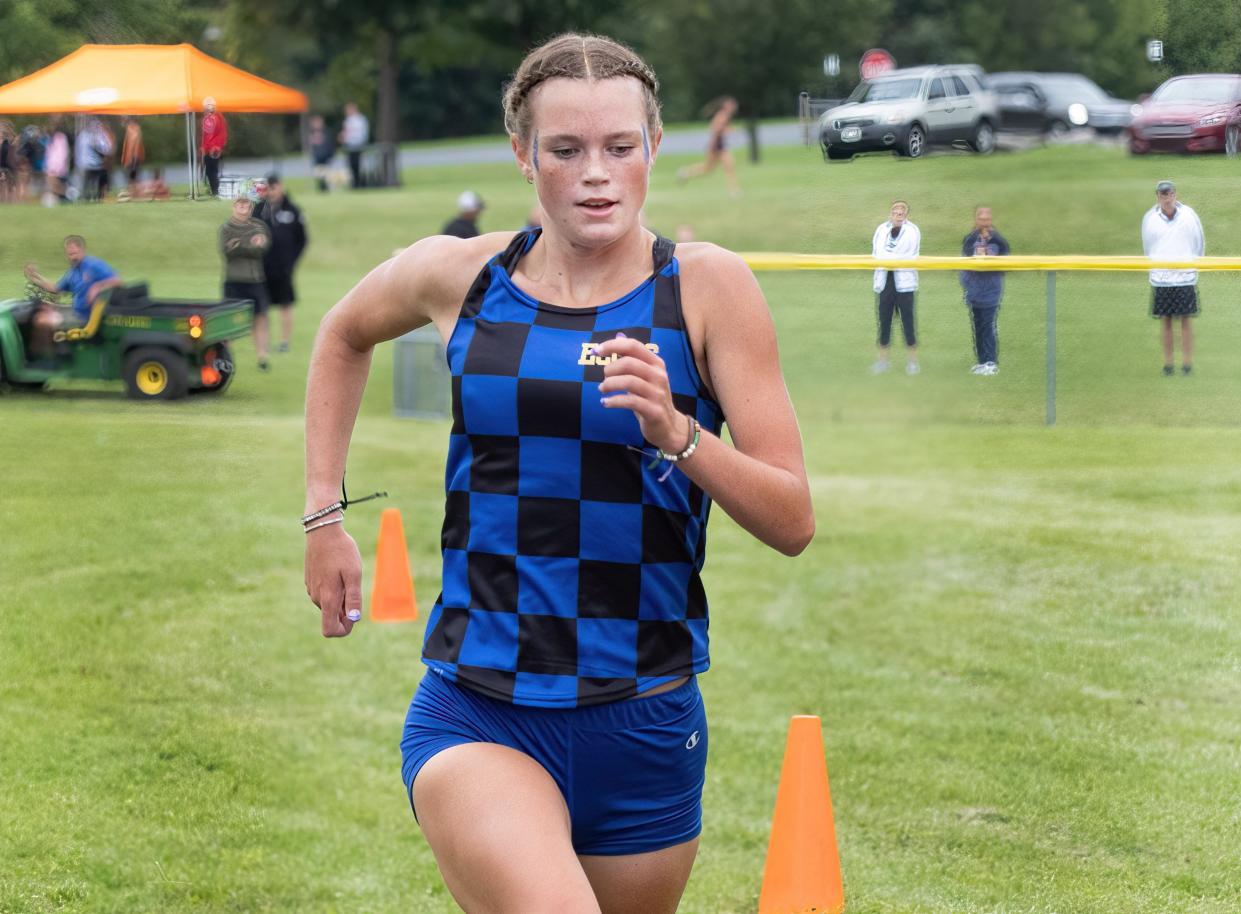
[819,65,999,160]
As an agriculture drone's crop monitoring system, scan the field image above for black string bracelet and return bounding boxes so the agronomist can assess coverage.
[302,475,389,526]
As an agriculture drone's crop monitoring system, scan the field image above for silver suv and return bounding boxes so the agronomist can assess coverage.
[820,65,999,160]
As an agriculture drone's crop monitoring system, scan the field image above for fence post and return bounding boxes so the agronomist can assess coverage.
[1046,271,1056,426]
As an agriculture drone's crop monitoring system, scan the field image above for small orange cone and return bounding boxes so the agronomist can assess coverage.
[370,508,418,622]
[758,715,844,914]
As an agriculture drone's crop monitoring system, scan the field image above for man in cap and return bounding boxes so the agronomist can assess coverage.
[201,97,229,196]
[441,191,485,239]
[1141,180,1204,375]
[254,174,308,353]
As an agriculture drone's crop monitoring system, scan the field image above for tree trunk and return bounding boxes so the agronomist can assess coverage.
[746,118,761,163]
[375,28,401,186]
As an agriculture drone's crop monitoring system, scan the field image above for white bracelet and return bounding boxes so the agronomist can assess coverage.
[304,516,344,534]
[657,416,700,463]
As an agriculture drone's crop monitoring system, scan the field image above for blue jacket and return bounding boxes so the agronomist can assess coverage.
[959,229,1010,307]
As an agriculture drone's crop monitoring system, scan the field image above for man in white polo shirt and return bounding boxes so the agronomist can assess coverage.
[1141,180,1204,376]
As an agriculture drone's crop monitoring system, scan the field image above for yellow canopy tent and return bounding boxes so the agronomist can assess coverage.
[0,44,309,197]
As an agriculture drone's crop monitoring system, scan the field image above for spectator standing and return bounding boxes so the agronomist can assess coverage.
[219,189,272,370]
[871,200,921,374]
[75,118,112,202]
[201,97,229,197]
[959,206,1011,375]
[121,117,144,189]
[339,102,369,188]
[307,115,335,193]
[441,190,484,238]
[44,119,70,205]
[1142,180,1204,376]
[0,121,15,202]
[254,174,308,353]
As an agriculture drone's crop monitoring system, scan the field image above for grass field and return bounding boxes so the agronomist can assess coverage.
[3,137,1241,914]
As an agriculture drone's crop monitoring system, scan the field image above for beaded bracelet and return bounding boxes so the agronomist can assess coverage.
[302,476,389,527]
[656,415,701,463]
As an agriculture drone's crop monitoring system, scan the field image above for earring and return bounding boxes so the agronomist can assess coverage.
[525,173,534,184]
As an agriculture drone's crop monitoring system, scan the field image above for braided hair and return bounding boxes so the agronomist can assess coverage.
[502,34,662,147]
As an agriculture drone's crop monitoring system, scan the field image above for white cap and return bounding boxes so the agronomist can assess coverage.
[457,190,484,212]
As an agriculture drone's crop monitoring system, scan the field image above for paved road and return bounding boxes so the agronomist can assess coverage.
[164,122,808,185]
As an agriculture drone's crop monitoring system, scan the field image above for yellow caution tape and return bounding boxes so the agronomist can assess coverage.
[738,253,1241,272]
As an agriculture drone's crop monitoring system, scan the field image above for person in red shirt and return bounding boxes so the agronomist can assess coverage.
[200,96,229,196]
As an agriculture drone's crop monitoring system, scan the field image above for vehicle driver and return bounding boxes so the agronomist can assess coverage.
[23,235,122,357]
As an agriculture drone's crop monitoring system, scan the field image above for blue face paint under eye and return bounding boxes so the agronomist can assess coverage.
[532,131,540,172]
[641,126,650,163]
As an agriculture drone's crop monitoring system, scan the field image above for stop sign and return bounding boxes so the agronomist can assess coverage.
[859,49,896,80]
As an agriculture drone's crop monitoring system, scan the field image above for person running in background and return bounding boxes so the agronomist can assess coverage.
[1142,180,1204,376]
[871,200,921,374]
[339,102,369,189]
[303,32,812,914]
[441,190,484,238]
[675,97,740,197]
[254,174,308,353]
[219,188,272,369]
[121,117,144,190]
[308,115,335,193]
[959,205,1010,375]
[201,97,228,197]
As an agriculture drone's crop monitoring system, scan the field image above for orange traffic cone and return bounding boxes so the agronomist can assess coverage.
[757,715,844,914]
[370,508,418,622]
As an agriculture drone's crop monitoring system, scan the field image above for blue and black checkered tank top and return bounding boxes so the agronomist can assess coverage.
[421,229,724,708]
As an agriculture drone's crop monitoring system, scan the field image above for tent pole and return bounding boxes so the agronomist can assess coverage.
[185,112,194,200]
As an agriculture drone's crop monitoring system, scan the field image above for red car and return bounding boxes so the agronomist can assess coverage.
[1128,74,1241,155]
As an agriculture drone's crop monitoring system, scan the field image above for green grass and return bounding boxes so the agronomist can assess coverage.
[3,143,1241,913]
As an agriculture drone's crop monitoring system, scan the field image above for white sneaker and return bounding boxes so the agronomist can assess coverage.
[905,361,921,375]
[982,362,998,375]
[870,359,891,374]
[970,363,987,375]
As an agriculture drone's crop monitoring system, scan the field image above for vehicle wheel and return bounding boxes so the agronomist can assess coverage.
[971,120,996,154]
[1046,120,1070,140]
[191,343,235,395]
[1226,124,1240,158]
[825,147,853,162]
[901,124,926,158]
[124,347,188,400]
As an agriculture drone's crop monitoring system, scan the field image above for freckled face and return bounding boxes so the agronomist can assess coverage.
[517,77,658,247]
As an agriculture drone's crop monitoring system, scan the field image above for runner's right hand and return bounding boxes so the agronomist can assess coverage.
[305,523,363,638]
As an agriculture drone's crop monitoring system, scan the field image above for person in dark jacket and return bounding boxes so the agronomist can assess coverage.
[959,206,1010,375]
[441,190,484,238]
[254,174,308,353]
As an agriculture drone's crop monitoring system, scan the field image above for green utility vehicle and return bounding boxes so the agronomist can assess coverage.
[0,283,253,400]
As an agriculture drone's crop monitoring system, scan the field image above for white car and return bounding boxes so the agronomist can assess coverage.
[820,65,999,160]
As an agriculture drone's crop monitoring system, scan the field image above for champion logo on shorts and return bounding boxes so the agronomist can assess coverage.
[685,730,700,750]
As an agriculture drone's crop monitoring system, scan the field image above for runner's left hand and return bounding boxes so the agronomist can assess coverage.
[595,335,686,454]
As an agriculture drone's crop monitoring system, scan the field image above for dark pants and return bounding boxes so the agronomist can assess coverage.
[205,154,221,196]
[82,168,106,201]
[347,150,363,188]
[969,304,999,364]
[876,273,916,347]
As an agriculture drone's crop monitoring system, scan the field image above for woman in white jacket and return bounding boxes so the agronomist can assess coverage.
[871,200,921,374]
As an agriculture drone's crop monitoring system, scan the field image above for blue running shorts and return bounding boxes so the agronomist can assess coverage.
[400,669,708,856]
